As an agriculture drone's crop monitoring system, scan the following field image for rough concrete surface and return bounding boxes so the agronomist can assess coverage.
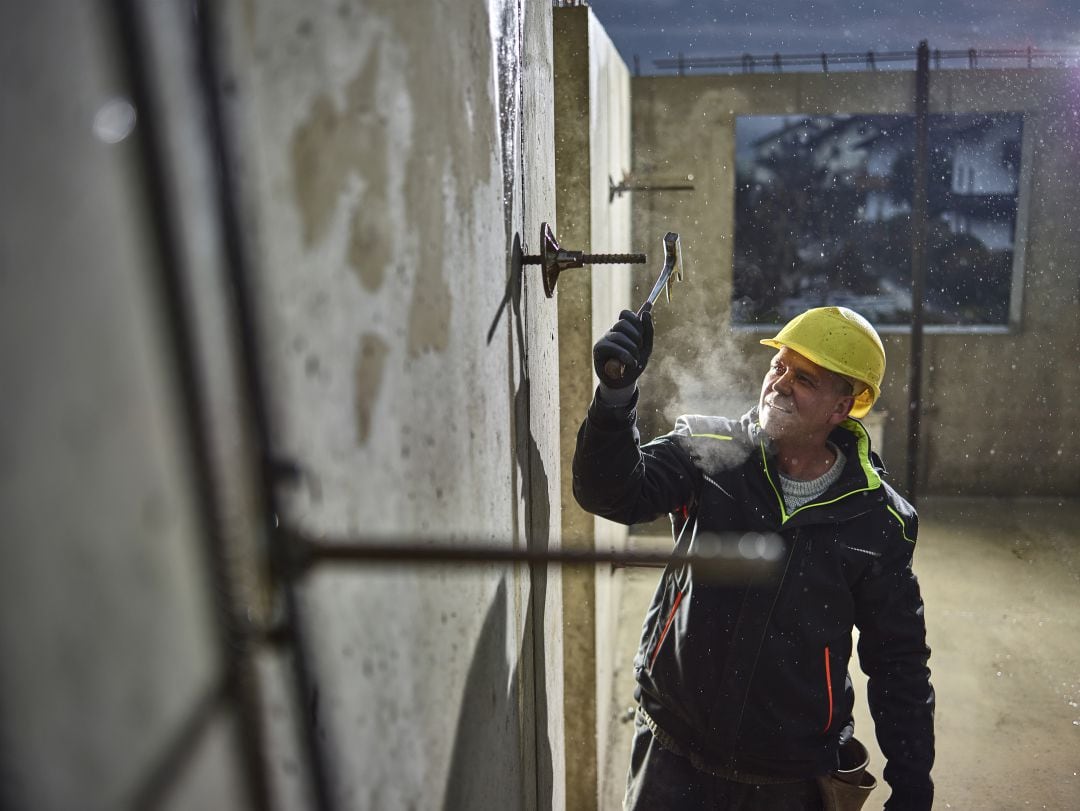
[602,497,1080,810]
[201,0,564,807]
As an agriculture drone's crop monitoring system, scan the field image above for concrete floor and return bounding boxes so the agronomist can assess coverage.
[600,497,1080,810]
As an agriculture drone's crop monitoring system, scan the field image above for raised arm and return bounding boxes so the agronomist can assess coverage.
[572,309,699,525]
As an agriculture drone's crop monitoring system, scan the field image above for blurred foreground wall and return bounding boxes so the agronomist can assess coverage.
[2,2,256,808]
[0,0,603,808]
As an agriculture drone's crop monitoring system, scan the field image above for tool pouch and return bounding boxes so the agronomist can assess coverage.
[816,737,877,811]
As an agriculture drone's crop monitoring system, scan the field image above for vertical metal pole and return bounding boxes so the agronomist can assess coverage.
[906,40,930,504]
[106,1,273,807]
[190,3,336,809]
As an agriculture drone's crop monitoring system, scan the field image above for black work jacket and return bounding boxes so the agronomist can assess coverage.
[573,391,934,809]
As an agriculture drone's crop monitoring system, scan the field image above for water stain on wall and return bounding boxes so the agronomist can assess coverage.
[290,2,501,439]
[391,1,497,357]
[291,92,364,247]
[348,207,387,292]
[343,47,390,292]
[355,333,389,443]
[289,9,497,356]
[290,45,389,293]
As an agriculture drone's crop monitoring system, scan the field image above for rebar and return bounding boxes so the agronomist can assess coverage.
[524,252,648,264]
[281,529,785,585]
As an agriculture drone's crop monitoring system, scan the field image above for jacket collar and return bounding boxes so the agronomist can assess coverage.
[743,407,884,525]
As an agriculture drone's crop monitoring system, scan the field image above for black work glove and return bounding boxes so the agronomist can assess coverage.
[592,306,654,389]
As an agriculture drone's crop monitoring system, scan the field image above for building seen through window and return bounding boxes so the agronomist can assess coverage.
[734,112,1024,327]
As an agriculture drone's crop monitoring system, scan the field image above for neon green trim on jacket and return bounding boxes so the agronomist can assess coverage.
[691,433,733,441]
[886,505,916,543]
[841,418,882,491]
[760,419,881,525]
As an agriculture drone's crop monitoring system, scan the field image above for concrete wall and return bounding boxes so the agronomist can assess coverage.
[631,69,1080,497]
[218,0,565,808]
[3,1,570,809]
[553,7,632,808]
[1,2,255,808]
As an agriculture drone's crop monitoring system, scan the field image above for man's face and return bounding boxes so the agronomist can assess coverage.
[758,347,855,442]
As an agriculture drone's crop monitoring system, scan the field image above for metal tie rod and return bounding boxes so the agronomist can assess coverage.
[281,529,785,584]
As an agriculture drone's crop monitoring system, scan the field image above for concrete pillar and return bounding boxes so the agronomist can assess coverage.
[553,6,633,808]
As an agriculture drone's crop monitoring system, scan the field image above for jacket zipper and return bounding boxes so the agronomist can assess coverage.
[649,590,684,670]
[724,532,798,759]
[822,645,834,732]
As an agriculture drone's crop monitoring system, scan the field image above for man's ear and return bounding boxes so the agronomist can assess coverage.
[828,394,855,426]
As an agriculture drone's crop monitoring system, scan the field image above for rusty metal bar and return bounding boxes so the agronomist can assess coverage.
[189,2,336,808]
[906,40,931,506]
[609,175,696,202]
[281,530,785,584]
[106,1,274,808]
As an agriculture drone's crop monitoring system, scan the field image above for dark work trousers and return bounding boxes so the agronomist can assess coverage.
[623,714,824,810]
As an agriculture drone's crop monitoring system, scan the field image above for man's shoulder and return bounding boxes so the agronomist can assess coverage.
[671,413,745,439]
[868,478,919,546]
[653,412,759,473]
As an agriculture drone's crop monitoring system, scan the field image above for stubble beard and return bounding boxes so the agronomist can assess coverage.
[759,397,796,440]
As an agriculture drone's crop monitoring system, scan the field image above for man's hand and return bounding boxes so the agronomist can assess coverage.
[593,307,654,389]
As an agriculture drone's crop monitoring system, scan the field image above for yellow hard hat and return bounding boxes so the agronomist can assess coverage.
[759,307,885,418]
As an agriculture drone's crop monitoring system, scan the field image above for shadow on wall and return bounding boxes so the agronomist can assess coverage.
[439,552,553,809]
[441,578,523,810]
[445,0,556,801]
[443,235,554,808]
[440,402,554,810]
[515,366,554,810]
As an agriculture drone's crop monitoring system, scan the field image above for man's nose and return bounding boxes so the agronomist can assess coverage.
[772,371,793,394]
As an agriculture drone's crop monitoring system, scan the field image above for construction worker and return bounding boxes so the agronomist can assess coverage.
[574,306,934,810]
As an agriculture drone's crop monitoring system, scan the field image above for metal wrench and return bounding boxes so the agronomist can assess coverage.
[602,231,683,382]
